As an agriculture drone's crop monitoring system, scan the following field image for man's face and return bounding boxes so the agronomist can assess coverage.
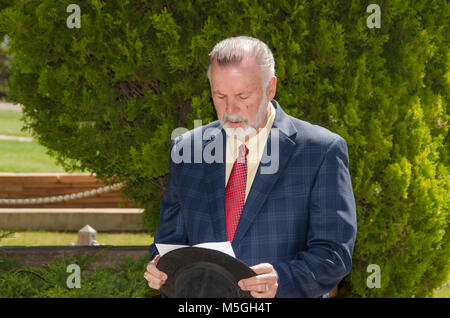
[209,56,274,140]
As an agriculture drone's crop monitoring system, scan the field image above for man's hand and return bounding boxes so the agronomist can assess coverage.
[238,263,278,298]
[144,255,168,290]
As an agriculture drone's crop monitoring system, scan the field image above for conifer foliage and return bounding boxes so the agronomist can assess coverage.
[0,0,448,297]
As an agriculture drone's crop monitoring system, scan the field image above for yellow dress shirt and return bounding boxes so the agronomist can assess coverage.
[225,102,276,202]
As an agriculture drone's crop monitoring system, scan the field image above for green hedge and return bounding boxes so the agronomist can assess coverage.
[0,251,160,298]
[0,0,448,297]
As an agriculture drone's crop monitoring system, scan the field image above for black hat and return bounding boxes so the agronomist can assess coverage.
[157,247,256,298]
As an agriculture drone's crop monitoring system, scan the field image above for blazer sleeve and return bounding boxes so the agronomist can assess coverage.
[272,136,357,297]
[148,139,189,260]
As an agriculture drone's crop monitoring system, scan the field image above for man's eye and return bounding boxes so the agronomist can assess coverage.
[239,95,249,100]
[217,95,225,99]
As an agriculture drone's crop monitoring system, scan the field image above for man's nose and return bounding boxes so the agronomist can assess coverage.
[225,98,240,114]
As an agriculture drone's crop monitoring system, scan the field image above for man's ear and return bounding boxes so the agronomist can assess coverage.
[266,76,277,101]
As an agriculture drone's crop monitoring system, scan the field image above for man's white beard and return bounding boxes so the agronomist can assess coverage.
[222,95,269,141]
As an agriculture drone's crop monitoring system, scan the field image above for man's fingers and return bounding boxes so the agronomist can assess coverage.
[238,263,278,298]
[239,279,277,298]
[147,273,167,290]
[240,263,278,288]
[145,271,167,289]
[144,255,168,290]
[250,263,274,275]
[146,255,168,281]
[239,263,276,288]
[239,273,275,289]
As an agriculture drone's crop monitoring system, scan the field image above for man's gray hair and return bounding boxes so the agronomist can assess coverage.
[207,36,275,89]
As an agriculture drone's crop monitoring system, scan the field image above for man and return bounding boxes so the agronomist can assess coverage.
[144,36,357,298]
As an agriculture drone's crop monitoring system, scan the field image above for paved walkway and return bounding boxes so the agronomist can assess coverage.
[0,101,22,111]
[0,134,33,141]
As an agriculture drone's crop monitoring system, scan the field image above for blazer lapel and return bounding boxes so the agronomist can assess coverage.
[231,101,299,249]
[204,126,228,242]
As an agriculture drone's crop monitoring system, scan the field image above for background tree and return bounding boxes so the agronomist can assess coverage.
[0,0,12,99]
[0,41,11,100]
[0,0,448,297]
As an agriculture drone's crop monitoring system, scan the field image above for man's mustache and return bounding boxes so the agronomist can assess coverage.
[223,114,248,123]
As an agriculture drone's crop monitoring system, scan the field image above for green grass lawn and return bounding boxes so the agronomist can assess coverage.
[0,109,83,172]
[0,230,153,246]
[433,271,450,298]
[0,109,31,137]
[0,139,70,172]
[434,286,450,298]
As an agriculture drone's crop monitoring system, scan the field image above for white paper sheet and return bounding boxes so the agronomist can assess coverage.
[156,241,235,258]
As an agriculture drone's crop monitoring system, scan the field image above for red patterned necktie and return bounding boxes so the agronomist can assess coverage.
[225,143,248,242]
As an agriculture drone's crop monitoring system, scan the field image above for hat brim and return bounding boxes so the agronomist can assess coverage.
[157,247,256,298]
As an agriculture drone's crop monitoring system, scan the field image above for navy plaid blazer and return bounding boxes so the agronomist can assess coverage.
[149,100,357,298]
